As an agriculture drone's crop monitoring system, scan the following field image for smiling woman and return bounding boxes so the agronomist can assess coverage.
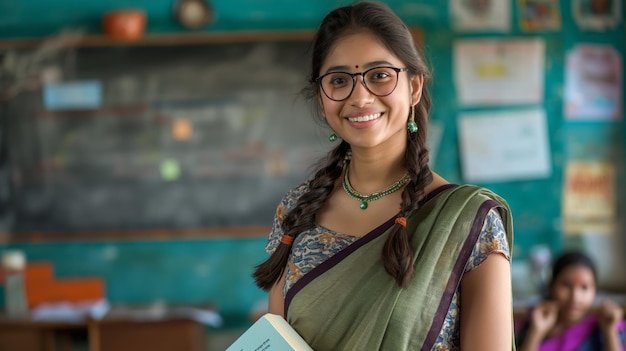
[251,2,516,350]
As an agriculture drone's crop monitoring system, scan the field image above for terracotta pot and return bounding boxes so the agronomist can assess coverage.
[102,10,147,41]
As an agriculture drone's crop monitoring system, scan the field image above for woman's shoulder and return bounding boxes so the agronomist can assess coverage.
[422,172,500,199]
[280,180,310,205]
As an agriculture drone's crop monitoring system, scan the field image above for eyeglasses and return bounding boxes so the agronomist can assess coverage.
[315,66,408,102]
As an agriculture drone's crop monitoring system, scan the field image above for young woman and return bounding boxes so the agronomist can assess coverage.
[516,251,626,351]
[253,2,515,350]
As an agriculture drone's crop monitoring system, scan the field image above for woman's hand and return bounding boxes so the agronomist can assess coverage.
[517,301,558,351]
[598,299,624,351]
[598,298,623,333]
[529,301,558,336]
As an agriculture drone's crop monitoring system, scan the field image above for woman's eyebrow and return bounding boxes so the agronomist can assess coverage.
[363,60,394,68]
[324,65,351,73]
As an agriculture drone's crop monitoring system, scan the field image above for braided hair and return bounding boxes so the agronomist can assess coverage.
[254,1,433,290]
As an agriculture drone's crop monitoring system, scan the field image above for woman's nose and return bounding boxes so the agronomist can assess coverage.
[348,76,374,105]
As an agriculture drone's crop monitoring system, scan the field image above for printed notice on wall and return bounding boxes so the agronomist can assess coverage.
[564,44,622,121]
[450,0,511,32]
[562,161,616,235]
[458,108,551,183]
[454,38,545,106]
[573,0,622,30]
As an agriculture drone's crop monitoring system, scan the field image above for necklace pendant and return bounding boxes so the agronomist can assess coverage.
[360,201,368,210]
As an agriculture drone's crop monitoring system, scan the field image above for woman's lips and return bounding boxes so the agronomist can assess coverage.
[346,112,382,122]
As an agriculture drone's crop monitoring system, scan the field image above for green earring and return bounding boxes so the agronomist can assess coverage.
[329,133,338,142]
[407,106,418,133]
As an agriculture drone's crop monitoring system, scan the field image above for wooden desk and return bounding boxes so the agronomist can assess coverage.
[0,312,208,351]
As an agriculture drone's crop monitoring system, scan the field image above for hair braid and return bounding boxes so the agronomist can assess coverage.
[253,141,349,290]
[382,89,432,288]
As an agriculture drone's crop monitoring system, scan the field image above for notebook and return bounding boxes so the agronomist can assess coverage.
[226,313,313,351]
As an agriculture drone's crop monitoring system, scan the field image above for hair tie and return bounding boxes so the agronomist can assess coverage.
[281,235,294,245]
[395,217,407,228]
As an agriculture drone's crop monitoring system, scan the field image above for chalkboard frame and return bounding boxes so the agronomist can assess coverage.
[1,29,423,243]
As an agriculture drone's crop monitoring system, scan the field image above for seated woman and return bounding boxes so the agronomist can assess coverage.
[516,251,626,351]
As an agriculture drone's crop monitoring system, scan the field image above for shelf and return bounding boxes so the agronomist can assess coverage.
[1,225,271,244]
[0,28,425,51]
[0,30,316,50]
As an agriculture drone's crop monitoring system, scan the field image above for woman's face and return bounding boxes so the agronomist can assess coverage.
[550,265,596,324]
[317,31,422,152]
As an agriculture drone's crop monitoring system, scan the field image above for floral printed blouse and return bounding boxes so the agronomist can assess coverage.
[266,182,511,351]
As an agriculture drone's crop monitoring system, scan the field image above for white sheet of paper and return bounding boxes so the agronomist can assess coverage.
[450,0,511,32]
[454,38,545,106]
[458,109,551,182]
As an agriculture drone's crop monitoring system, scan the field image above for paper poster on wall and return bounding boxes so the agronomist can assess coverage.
[573,0,622,30]
[43,80,102,110]
[562,161,616,235]
[454,38,545,106]
[450,0,511,32]
[458,108,551,182]
[564,44,622,120]
[517,0,562,31]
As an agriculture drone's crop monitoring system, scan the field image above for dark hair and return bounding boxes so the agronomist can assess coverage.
[253,1,433,291]
[549,251,597,296]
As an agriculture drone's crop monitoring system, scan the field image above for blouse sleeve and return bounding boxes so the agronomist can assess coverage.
[465,207,511,272]
[264,182,308,254]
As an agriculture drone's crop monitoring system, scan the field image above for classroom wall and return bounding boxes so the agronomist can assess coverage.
[1,0,624,324]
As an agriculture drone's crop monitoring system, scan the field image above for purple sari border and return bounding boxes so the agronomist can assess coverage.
[422,183,457,204]
[284,215,397,314]
[284,184,458,315]
[422,198,502,351]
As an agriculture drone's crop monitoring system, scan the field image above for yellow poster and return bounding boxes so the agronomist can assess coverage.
[562,161,616,235]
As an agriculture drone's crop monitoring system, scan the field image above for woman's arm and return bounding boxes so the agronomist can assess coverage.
[599,299,624,351]
[460,253,513,351]
[516,302,558,351]
[268,273,286,317]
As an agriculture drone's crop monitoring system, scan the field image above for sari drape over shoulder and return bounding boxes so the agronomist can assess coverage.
[285,185,515,351]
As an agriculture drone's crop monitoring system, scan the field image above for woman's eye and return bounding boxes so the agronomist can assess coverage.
[372,72,390,79]
[368,70,392,82]
[331,78,347,85]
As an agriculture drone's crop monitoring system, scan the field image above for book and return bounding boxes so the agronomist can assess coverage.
[226,313,313,351]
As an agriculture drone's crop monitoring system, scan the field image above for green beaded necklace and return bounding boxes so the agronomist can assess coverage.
[342,166,411,210]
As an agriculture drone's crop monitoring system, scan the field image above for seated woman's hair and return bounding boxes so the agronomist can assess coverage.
[550,251,597,284]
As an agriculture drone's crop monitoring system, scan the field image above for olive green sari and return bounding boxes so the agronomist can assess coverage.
[285,185,515,350]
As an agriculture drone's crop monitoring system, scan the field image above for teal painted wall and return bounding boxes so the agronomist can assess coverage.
[3,237,270,325]
[1,0,624,323]
[0,0,452,38]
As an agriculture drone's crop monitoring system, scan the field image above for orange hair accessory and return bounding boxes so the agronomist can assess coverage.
[395,217,407,228]
[281,235,294,245]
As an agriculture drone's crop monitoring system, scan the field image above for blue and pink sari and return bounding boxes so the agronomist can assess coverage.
[517,314,626,351]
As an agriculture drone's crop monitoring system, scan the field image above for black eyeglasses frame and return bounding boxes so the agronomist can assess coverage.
[314,66,408,102]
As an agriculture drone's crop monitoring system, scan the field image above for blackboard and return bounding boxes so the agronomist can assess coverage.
[3,40,331,234]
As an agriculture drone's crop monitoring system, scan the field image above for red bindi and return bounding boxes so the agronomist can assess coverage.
[573,270,585,285]
[355,65,359,68]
